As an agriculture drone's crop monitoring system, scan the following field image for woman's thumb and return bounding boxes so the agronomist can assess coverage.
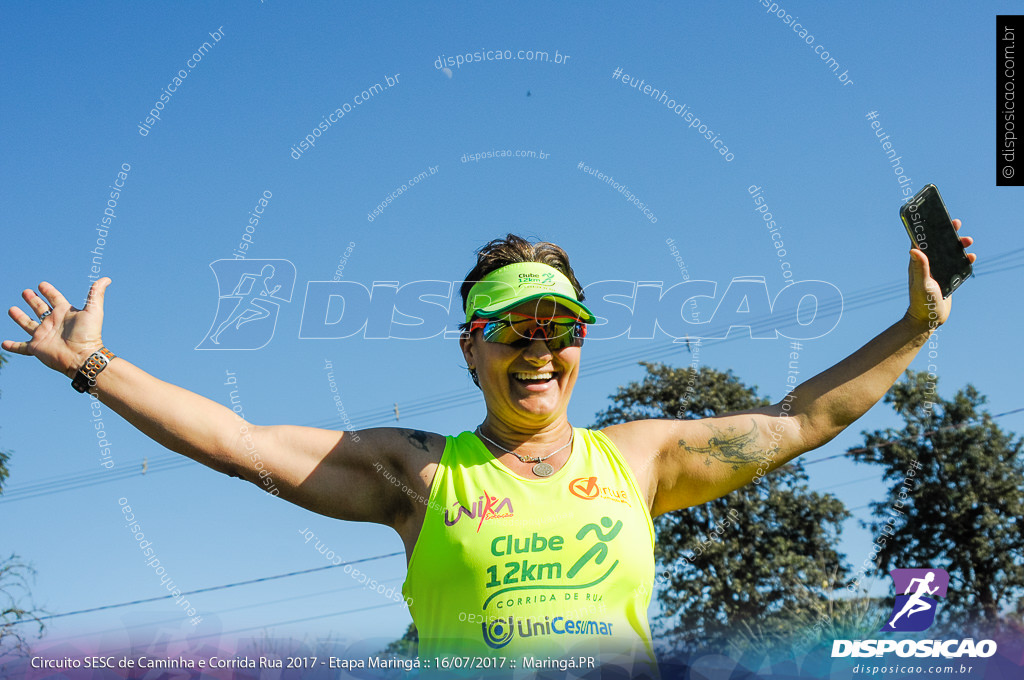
[84,277,112,311]
[909,249,931,281]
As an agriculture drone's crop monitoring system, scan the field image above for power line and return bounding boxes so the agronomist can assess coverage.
[803,406,1024,466]
[42,572,409,646]
[47,602,407,661]
[18,551,403,625]
[182,601,405,643]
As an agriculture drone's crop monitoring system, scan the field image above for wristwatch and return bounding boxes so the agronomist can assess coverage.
[72,347,116,393]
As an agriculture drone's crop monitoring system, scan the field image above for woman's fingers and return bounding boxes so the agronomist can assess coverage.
[38,281,71,312]
[0,339,31,355]
[3,304,38,353]
[21,288,52,318]
[8,305,40,334]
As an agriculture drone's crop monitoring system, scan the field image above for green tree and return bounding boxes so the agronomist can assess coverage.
[0,353,47,656]
[379,621,417,658]
[849,369,1024,635]
[593,362,851,655]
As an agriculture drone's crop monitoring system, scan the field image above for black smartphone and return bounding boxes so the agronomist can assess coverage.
[899,184,972,298]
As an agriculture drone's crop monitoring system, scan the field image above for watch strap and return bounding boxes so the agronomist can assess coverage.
[72,347,116,393]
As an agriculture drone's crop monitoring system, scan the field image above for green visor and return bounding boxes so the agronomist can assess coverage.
[464,261,596,324]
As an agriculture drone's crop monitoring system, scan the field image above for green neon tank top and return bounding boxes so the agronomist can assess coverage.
[402,428,659,677]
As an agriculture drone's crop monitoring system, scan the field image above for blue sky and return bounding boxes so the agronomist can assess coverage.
[2,0,1021,662]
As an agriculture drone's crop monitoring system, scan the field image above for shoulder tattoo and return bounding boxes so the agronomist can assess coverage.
[405,429,432,452]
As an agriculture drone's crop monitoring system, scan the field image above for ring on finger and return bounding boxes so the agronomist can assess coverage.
[38,308,52,320]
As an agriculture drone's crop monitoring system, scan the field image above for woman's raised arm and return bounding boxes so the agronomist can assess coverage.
[3,278,440,527]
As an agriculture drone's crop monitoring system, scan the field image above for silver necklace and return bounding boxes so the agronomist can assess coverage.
[475,427,573,477]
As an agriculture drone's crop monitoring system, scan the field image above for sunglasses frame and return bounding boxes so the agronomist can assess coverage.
[468,313,587,350]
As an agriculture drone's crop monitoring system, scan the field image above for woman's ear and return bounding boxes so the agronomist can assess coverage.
[459,331,475,370]
[459,331,481,387]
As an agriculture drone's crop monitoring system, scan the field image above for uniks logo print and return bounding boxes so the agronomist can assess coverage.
[881,568,949,632]
[196,260,296,350]
[444,490,514,531]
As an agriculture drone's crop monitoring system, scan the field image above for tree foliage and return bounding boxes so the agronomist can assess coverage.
[593,362,851,654]
[849,369,1024,635]
[0,556,44,657]
[379,622,417,658]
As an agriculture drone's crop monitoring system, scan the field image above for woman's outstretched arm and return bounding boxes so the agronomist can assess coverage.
[605,222,977,516]
[3,278,438,526]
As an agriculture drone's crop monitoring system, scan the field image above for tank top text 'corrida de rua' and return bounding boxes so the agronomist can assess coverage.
[402,428,659,677]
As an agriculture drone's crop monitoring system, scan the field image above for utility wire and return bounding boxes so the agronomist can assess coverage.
[42,573,409,645]
[19,551,403,625]
[803,406,1024,466]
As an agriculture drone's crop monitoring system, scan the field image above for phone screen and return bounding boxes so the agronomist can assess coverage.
[900,185,972,298]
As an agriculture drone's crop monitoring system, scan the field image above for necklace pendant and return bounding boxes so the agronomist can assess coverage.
[532,461,555,477]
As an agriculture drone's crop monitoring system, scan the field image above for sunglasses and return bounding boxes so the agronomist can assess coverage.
[468,313,587,351]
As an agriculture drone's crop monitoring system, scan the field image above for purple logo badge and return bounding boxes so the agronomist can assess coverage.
[881,568,949,632]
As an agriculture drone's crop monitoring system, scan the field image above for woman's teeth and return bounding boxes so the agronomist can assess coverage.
[513,372,554,382]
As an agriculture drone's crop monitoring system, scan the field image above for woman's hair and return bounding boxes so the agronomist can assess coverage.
[460,234,585,387]
[460,234,585,320]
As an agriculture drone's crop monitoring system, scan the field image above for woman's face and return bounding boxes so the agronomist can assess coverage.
[460,299,582,428]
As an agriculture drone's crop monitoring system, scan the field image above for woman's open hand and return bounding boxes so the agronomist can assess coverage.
[904,219,975,330]
[3,278,111,377]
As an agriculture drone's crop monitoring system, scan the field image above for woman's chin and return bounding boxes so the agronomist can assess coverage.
[512,391,564,418]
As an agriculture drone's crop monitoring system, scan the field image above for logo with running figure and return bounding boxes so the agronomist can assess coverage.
[197,260,296,350]
[881,568,949,632]
[517,271,556,286]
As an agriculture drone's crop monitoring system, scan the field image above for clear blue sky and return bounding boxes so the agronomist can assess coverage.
[2,0,1021,662]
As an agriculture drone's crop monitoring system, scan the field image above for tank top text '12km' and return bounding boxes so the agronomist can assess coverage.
[402,428,659,677]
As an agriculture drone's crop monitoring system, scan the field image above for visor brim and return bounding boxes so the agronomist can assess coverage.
[472,293,597,324]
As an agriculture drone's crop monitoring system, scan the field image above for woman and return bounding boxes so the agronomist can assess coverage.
[3,230,975,677]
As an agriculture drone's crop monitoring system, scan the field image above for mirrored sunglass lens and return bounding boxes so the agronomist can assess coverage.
[506,321,577,341]
[483,321,582,349]
[482,321,521,343]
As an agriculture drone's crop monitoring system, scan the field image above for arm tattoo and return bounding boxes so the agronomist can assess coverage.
[677,419,763,469]
[405,429,431,452]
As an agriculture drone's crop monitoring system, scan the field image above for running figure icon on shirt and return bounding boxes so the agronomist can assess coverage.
[567,517,623,578]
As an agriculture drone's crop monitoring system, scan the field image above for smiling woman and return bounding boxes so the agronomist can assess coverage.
[2,227,975,678]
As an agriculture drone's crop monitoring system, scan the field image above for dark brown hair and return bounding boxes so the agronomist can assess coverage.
[460,234,585,323]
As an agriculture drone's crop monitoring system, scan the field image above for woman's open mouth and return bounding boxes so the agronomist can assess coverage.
[511,371,558,388]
